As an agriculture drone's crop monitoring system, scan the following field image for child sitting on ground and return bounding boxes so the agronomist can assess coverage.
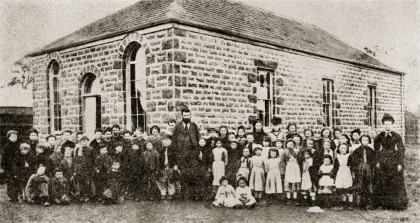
[213,176,240,208]
[235,177,256,208]
[50,168,71,205]
[25,166,50,206]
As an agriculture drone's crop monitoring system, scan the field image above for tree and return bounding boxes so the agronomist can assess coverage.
[6,57,33,89]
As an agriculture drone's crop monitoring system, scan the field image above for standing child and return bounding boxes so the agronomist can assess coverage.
[60,148,75,185]
[284,140,301,205]
[50,168,71,205]
[28,128,40,157]
[25,166,50,206]
[268,117,284,143]
[318,155,335,194]
[103,162,124,204]
[265,149,283,204]
[142,139,160,201]
[90,129,104,158]
[73,136,95,202]
[252,121,267,145]
[244,133,256,154]
[31,144,53,177]
[249,146,265,201]
[261,137,272,160]
[219,126,230,148]
[300,149,315,206]
[236,126,247,148]
[237,147,251,181]
[285,123,298,140]
[127,143,144,201]
[334,143,354,209]
[350,129,362,154]
[235,177,256,208]
[212,138,228,193]
[212,176,240,208]
[94,145,113,202]
[157,138,177,200]
[11,143,33,203]
[351,134,376,210]
[305,138,321,205]
[226,140,241,187]
[197,138,212,200]
[49,145,64,170]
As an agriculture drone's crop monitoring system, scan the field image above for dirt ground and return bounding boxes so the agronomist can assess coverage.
[1,146,419,223]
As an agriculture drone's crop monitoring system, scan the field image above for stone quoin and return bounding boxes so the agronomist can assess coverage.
[27,0,405,138]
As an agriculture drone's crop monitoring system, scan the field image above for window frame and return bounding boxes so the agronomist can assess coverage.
[322,79,334,127]
[367,85,377,127]
[256,68,274,127]
[47,61,61,133]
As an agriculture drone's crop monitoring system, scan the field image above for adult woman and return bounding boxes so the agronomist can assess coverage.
[373,114,407,210]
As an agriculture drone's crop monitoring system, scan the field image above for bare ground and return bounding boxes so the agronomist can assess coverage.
[1,146,419,223]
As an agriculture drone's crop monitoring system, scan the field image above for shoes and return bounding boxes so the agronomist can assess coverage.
[44,201,50,206]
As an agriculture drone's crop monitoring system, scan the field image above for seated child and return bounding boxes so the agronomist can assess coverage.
[213,176,240,208]
[25,166,50,206]
[103,162,124,204]
[50,168,71,205]
[235,177,256,208]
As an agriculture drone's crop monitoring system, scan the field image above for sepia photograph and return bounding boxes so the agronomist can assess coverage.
[0,0,419,222]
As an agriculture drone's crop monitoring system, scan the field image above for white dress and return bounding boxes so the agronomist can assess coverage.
[212,147,227,186]
[235,186,256,206]
[285,152,301,184]
[249,155,265,191]
[301,158,313,191]
[261,147,271,160]
[319,165,334,186]
[265,158,283,194]
[213,185,240,207]
[237,157,250,180]
[335,154,353,189]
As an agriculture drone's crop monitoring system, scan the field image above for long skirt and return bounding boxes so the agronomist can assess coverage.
[335,166,353,189]
[212,161,225,186]
[301,170,312,191]
[265,169,283,194]
[249,167,265,191]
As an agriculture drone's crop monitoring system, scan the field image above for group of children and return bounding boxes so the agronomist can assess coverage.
[1,118,379,210]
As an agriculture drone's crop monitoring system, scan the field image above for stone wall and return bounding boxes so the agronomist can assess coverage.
[30,24,404,137]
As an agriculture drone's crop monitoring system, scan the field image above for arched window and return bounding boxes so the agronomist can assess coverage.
[47,60,61,133]
[123,43,146,131]
[80,73,101,138]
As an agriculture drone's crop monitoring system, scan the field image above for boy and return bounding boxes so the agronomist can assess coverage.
[28,128,40,157]
[11,143,33,202]
[73,136,95,202]
[206,127,218,148]
[94,145,113,201]
[50,144,64,169]
[127,143,144,201]
[132,129,146,152]
[50,168,71,205]
[157,138,177,200]
[142,139,160,200]
[103,162,124,204]
[61,130,76,154]
[26,166,50,206]
[1,130,20,201]
[60,148,75,185]
[31,144,53,177]
[90,129,104,158]
[46,134,58,157]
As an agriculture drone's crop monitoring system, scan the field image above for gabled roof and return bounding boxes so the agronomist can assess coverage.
[28,0,402,74]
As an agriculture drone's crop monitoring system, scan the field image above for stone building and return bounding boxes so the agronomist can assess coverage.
[28,0,405,138]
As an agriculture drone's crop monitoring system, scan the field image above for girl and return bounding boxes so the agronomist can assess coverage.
[318,127,336,152]
[350,129,361,154]
[237,148,251,181]
[268,117,283,143]
[219,126,230,148]
[333,128,343,149]
[149,125,162,151]
[249,146,265,201]
[318,155,335,194]
[236,126,247,148]
[285,123,298,140]
[351,134,375,209]
[274,140,286,181]
[300,149,315,206]
[320,139,335,164]
[206,128,218,149]
[302,128,314,150]
[265,149,283,203]
[235,177,256,208]
[339,134,351,147]
[212,176,239,208]
[212,139,228,192]
[367,128,378,149]
[253,120,267,145]
[261,137,271,160]
[334,143,353,209]
[284,140,301,205]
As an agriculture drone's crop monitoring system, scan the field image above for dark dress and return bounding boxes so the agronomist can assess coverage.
[225,146,242,187]
[1,140,20,200]
[253,130,267,145]
[373,131,407,210]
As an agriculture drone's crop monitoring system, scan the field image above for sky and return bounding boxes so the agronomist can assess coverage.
[0,0,419,111]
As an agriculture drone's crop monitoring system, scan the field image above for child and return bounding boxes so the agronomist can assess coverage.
[157,137,177,200]
[50,168,71,205]
[305,138,321,202]
[320,139,335,164]
[28,128,40,157]
[318,155,335,194]
[46,134,58,157]
[236,125,247,148]
[142,139,160,201]
[319,128,336,152]
[94,145,113,202]
[32,144,53,177]
[60,148,75,184]
[244,133,256,154]
[350,129,362,154]
[284,140,301,205]
[90,129,104,158]
[149,125,162,151]
[25,166,50,206]
[103,162,124,204]
[197,138,212,200]
[11,143,33,203]
[334,143,353,209]
[351,134,376,210]
[127,143,144,201]
[235,177,256,208]
[219,126,230,148]
[252,121,266,145]
[206,128,219,149]
[237,147,251,181]
[333,129,343,148]
[265,149,283,203]
[268,117,283,143]
[249,146,265,201]
[2,130,19,201]
[300,149,315,206]
[212,139,228,192]
[212,176,239,208]
[226,140,241,187]
[302,129,314,149]
[285,123,298,140]
[50,145,64,170]
[73,136,95,202]
[274,140,287,182]
[261,136,271,160]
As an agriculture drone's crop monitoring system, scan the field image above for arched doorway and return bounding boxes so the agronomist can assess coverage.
[81,73,101,138]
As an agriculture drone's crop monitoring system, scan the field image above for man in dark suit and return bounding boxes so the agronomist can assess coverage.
[171,108,202,200]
